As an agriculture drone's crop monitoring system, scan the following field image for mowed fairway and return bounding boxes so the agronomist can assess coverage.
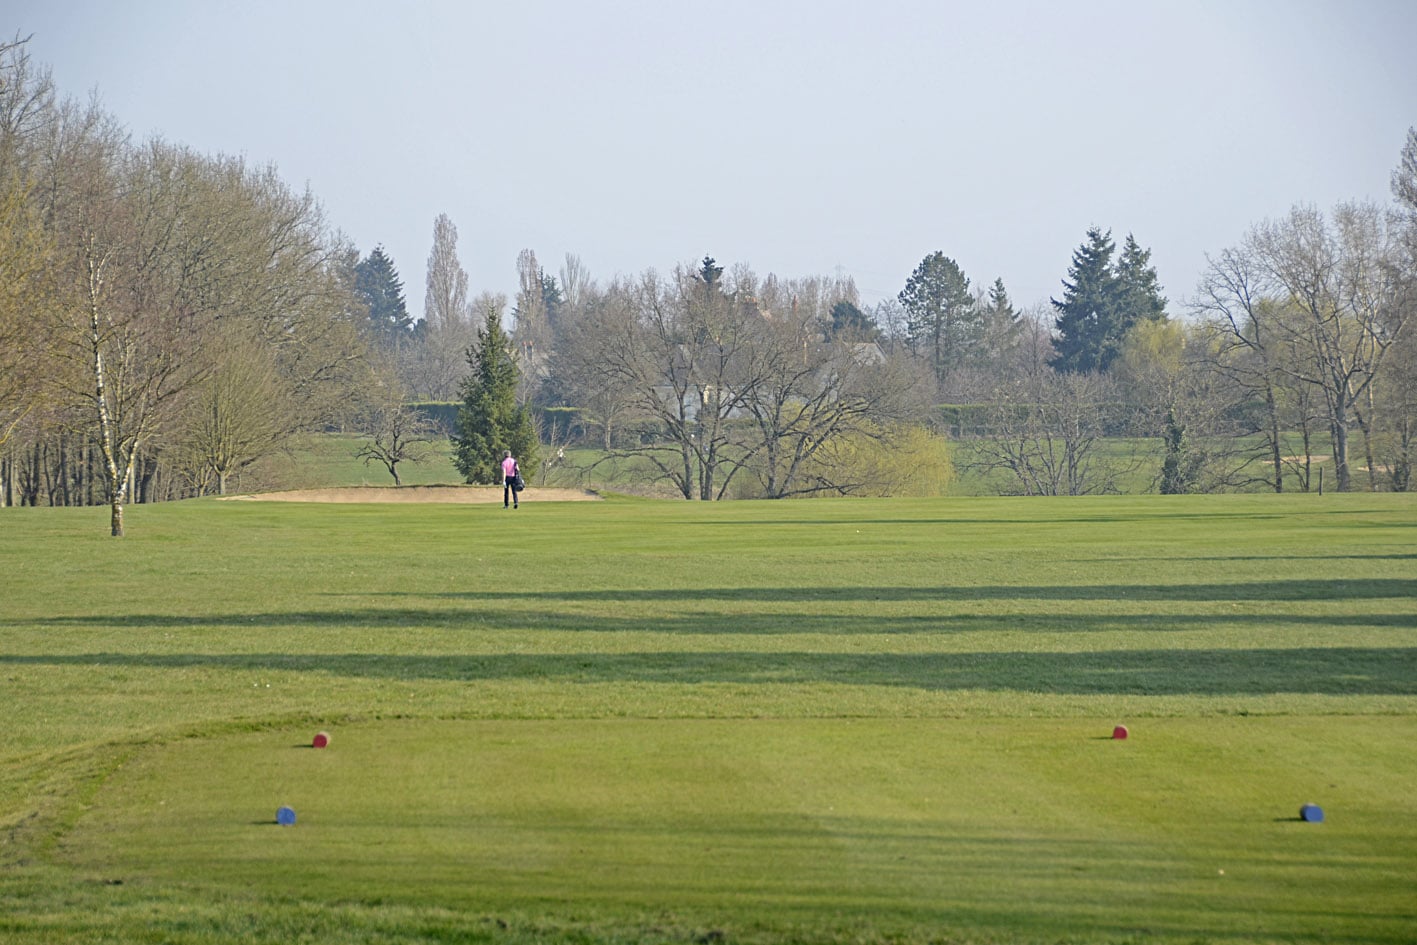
[2,494,1415,944]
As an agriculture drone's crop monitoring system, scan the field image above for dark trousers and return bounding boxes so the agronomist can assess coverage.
[504,481,517,506]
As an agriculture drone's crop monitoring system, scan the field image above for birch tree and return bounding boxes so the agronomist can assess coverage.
[55,148,204,534]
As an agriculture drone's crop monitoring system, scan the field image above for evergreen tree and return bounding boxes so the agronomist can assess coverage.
[828,299,880,340]
[1050,228,1120,373]
[354,246,413,345]
[697,255,724,291]
[980,277,1023,360]
[1114,233,1168,325]
[986,277,1016,319]
[540,271,565,336]
[451,306,538,484]
[1051,229,1167,373]
[898,251,981,382]
[1160,406,1193,495]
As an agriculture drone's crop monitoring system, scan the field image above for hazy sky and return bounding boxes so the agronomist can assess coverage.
[9,1,1416,319]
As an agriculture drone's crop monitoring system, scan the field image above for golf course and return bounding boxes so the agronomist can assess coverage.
[2,491,1415,944]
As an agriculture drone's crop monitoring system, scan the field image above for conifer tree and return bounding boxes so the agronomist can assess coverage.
[828,299,879,340]
[354,245,413,345]
[451,305,538,483]
[1114,233,1168,325]
[981,277,1023,359]
[1051,229,1167,373]
[986,277,1016,320]
[898,251,981,382]
[1050,228,1121,373]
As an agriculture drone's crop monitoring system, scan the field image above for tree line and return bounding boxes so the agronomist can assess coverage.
[379,131,1415,499]
[3,36,1415,529]
[0,37,379,532]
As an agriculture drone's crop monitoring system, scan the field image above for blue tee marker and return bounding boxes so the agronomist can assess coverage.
[276,806,297,826]
[1300,803,1324,823]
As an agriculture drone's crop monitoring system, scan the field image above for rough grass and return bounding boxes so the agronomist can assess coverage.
[2,493,1415,943]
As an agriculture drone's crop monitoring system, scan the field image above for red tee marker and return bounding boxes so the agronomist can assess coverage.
[312,731,330,749]
[1112,725,1129,740]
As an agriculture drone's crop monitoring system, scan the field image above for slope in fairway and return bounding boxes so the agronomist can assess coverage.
[62,717,1417,943]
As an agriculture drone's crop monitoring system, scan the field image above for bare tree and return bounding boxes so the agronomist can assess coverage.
[0,176,52,449]
[736,298,923,498]
[558,251,589,314]
[1194,203,1413,492]
[971,369,1130,496]
[1193,246,1290,489]
[513,247,550,355]
[355,362,441,486]
[1115,318,1262,493]
[871,297,909,353]
[50,147,206,534]
[0,33,55,182]
[569,262,758,499]
[559,261,932,499]
[1393,126,1417,226]
[33,120,363,525]
[1374,127,1417,490]
[169,324,294,495]
[412,213,476,400]
[551,280,642,449]
[1252,203,1412,490]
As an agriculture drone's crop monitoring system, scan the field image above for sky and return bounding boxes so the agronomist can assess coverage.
[8,0,1416,320]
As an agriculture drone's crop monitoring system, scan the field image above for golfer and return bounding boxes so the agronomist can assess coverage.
[501,450,520,509]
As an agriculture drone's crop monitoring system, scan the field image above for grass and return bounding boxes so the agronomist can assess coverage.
[2,492,1415,943]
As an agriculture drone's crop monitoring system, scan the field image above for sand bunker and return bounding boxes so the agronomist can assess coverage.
[222,484,601,503]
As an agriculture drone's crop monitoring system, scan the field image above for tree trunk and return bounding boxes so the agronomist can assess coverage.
[1300,427,1313,493]
[23,443,40,506]
[84,440,95,506]
[1356,387,1378,492]
[56,434,70,506]
[138,453,155,504]
[1333,412,1351,492]
[1264,384,1283,493]
[1396,419,1413,492]
[40,440,57,506]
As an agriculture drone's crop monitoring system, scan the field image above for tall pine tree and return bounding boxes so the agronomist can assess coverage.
[1114,233,1168,325]
[828,300,879,340]
[898,251,981,382]
[451,306,538,484]
[354,246,413,345]
[1051,229,1166,373]
[981,277,1023,360]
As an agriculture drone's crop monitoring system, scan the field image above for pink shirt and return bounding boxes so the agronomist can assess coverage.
[502,456,518,479]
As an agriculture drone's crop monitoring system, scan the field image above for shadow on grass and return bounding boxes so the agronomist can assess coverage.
[26,606,1417,636]
[397,578,1417,603]
[6,647,1416,695]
